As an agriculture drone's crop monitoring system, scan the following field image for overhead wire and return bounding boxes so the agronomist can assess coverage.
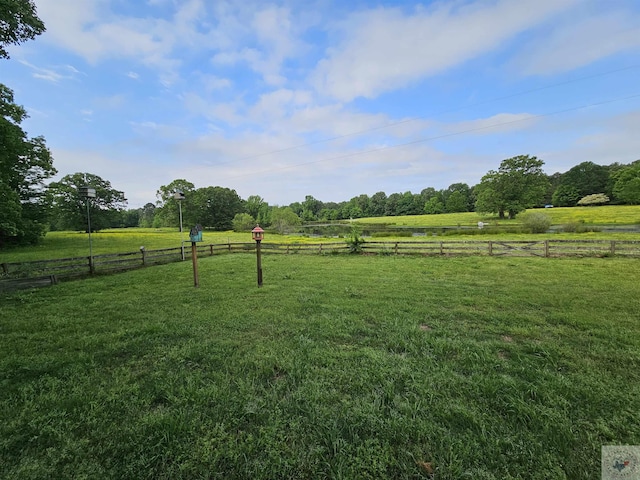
[213,64,640,166]
[218,92,640,181]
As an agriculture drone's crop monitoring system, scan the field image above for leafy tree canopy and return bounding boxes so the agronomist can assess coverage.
[48,173,127,232]
[475,155,548,219]
[0,0,45,59]
[0,84,55,245]
[612,162,640,205]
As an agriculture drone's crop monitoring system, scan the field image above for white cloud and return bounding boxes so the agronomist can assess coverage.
[311,0,577,102]
[18,59,76,83]
[515,12,640,75]
[441,113,538,136]
[201,74,232,91]
[210,5,306,86]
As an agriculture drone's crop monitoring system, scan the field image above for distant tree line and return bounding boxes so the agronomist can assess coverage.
[99,155,638,235]
[3,0,640,246]
[4,154,640,247]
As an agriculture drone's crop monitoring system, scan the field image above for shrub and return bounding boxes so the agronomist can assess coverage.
[561,222,602,233]
[345,224,365,254]
[519,212,552,233]
[232,213,255,232]
[577,193,610,206]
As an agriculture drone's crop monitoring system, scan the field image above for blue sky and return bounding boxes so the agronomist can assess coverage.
[4,0,640,208]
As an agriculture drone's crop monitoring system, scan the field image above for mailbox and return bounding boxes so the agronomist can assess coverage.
[189,224,203,242]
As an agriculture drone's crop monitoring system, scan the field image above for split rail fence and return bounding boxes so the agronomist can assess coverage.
[2,239,639,292]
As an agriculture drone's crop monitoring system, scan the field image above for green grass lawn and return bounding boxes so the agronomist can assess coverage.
[356,205,640,227]
[1,254,639,479]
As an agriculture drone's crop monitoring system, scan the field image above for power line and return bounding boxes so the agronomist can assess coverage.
[218,92,640,181]
[218,64,640,165]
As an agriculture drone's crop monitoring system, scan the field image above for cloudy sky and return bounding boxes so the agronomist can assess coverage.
[4,0,640,208]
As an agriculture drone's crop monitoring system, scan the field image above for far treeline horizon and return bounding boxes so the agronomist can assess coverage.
[34,155,640,242]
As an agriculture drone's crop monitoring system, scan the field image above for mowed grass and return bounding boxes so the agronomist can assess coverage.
[1,254,639,479]
[357,205,640,227]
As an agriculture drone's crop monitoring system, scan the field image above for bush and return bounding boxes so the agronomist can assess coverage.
[519,212,552,233]
[232,213,255,232]
[577,193,610,206]
[561,222,602,233]
[345,224,365,254]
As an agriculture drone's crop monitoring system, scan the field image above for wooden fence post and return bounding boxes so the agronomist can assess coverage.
[488,241,493,256]
[440,242,444,255]
[394,242,398,255]
[319,243,323,254]
[544,240,549,258]
[228,243,232,252]
[1,263,8,275]
[141,248,146,266]
[210,244,214,256]
[611,241,616,256]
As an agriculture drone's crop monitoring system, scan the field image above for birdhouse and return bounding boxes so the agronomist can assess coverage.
[251,225,265,242]
[189,225,203,242]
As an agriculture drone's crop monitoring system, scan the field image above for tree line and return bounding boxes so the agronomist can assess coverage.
[89,154,639,235]
[1,3,639,247]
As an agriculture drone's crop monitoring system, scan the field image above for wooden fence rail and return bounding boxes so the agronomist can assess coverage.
[2,239,639,292]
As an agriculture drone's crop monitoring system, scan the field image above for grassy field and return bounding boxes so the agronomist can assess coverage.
[1,254,639,479]
[356,205,640,227]
[0,206,638,263]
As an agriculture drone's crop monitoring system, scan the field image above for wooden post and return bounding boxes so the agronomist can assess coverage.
[488,241,493,256]
[192,242,199,287]
[210,244,214,256]
[256,240,263,287]
[440,242,444,255]
[394,242,398,255]
[544,240,550,258]
[611,241,616,256]
[141,248,146,266]
[319,243,323,254]
[1,263,8,275]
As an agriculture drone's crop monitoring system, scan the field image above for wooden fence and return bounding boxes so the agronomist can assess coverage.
[2,239,639,292]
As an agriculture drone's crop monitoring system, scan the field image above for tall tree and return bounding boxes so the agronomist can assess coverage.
[384,193,401,216]
[154,179,195,228]
[49,173,127,232]
[0,2,53,246]
[0,0,45,59]
[245,195,266,219]
[475,155,548,219]
[369,191,387,217]
[189,186,243,230]
[553,161,609,206]
[444,183,472,212]
[139,202,156,227]
[612,161,640,204]
[0,84,56,245]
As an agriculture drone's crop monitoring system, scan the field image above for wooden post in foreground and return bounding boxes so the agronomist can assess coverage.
[192,242,199,288]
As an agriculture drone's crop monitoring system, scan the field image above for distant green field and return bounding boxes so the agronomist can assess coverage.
[356,205,640,227]
[1,205,639,263]
[1,229,322,263]
[1,255,639,479]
